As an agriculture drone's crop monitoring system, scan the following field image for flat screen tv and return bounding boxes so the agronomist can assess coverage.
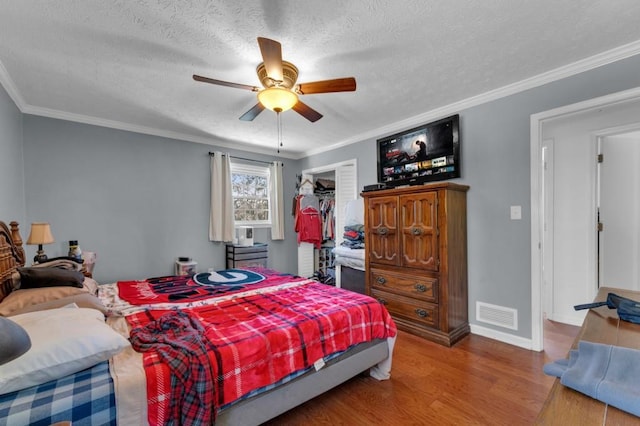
[377,114,460,187]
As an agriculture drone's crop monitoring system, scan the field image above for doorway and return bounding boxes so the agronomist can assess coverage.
[297,159,358,282]
[530,87,640,351]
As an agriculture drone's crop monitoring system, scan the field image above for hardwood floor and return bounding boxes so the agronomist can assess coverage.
[263,321,579,425]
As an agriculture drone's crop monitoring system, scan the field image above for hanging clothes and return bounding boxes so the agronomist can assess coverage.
[299,193,320,211]
[294,194,323,249]
[319,197,335,241]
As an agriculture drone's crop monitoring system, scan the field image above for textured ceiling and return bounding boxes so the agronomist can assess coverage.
[2,1,640,158]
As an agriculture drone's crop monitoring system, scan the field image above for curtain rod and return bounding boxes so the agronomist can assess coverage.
[208,152,281,166]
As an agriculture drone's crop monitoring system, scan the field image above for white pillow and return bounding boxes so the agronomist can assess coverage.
[0,307,130,395]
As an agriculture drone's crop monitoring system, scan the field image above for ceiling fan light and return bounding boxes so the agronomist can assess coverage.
[258,87,298,112]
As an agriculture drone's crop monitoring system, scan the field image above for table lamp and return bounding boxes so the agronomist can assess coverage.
[26,222,55,263]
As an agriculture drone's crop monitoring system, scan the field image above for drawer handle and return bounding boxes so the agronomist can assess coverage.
[415,308,429,318]
[378,226,389,236]
[376,276,386,285]
[412,227,423,236]
[414,284,427,292]
[377,298,388,305]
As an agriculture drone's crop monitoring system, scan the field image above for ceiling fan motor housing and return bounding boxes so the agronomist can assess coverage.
[257,61,299,89]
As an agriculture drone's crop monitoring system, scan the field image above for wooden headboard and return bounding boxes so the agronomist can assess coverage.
[0,221,25,301]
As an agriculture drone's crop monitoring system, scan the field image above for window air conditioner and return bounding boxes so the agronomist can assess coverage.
[235,226,254,246]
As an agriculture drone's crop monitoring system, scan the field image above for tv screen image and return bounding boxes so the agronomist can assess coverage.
[376,114,460,187]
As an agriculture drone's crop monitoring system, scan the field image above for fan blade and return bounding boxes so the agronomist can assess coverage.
[257,37,283,82]
[297,77,356,95]
[193,74,259,92]
[293,100,323,122]
[239,103,266,121]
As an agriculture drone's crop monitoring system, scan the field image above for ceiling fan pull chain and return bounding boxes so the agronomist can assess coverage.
[277,111,282,153]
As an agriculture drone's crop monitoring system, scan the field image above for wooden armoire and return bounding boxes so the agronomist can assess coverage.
[362,182,469,346]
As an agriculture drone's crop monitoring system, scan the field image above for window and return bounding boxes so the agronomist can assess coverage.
[230,162,271,227]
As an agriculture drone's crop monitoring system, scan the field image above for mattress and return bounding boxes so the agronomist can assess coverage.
[333,246,365,260]
[333,246,365,270]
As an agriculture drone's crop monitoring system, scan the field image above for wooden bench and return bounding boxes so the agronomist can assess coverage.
[536,287,640,425]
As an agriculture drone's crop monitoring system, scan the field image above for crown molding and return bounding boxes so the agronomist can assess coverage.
[0,61,26,111]
[304,39,640,158]
[17,104,299,159]
[3,39,640,161]
[0,60,298,159]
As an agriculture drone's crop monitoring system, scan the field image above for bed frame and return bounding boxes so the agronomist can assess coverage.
[218,338,388,424]
[0,221,25,301]
[0,220,390,425]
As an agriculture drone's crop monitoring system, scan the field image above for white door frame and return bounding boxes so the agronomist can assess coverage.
[541,141,554,322]
[302,159,357,176]
[530,86,640,351]
[301,159,359,246]
[298,159,358,280]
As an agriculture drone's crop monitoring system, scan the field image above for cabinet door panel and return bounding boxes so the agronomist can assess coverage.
[400,192,438,270]
[366,196,399,266]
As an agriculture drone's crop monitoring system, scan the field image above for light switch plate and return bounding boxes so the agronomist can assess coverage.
[510,205,522,220]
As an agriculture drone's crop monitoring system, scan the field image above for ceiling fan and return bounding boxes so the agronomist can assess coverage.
[193,37,356,123]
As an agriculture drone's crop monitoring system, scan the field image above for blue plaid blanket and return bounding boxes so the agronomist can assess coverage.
[0,361,116,426]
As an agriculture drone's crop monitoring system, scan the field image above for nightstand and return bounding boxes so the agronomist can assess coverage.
[226,243,268,268]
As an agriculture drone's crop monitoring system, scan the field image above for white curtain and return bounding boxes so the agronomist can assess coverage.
[269,161,285,240]
[209,152,234,242]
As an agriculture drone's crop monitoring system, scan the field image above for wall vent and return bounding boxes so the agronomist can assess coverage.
[476,301,518,330]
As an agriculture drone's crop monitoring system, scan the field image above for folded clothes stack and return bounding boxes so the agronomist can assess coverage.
[341,224,364,249]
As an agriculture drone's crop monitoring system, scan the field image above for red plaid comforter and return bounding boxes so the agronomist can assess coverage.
[124,278,396,425]
[129,311,215,425]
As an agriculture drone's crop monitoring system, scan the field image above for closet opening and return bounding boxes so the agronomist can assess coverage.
[296,160,358,290]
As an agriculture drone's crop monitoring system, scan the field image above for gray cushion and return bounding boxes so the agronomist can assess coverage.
[17,267,84,289]
[0,316,31,365]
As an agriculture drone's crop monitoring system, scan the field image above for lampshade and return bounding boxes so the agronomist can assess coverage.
[26,222,55,245]
[257,87,299,112]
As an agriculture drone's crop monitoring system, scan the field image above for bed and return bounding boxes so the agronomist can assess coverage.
[0,220,396,425]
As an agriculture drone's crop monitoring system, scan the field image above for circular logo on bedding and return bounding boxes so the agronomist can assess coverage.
[193,269,265,287]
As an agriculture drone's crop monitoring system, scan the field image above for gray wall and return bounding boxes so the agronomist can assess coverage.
[21,117,300,283]
[0,84,25,224]
[301,53,640,339]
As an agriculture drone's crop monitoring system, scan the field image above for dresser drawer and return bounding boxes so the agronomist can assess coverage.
[230,252,268,261]
[371,289,439,328]
[226,243,268,255]
[226,258,267,269]
[370,269,438,303]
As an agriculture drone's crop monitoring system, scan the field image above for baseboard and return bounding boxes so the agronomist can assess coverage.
[546,312,585,327]
[470,323,535,351]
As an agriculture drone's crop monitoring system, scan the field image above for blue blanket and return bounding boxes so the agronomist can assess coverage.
[544,340,640,417]
[0,361,115,426]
